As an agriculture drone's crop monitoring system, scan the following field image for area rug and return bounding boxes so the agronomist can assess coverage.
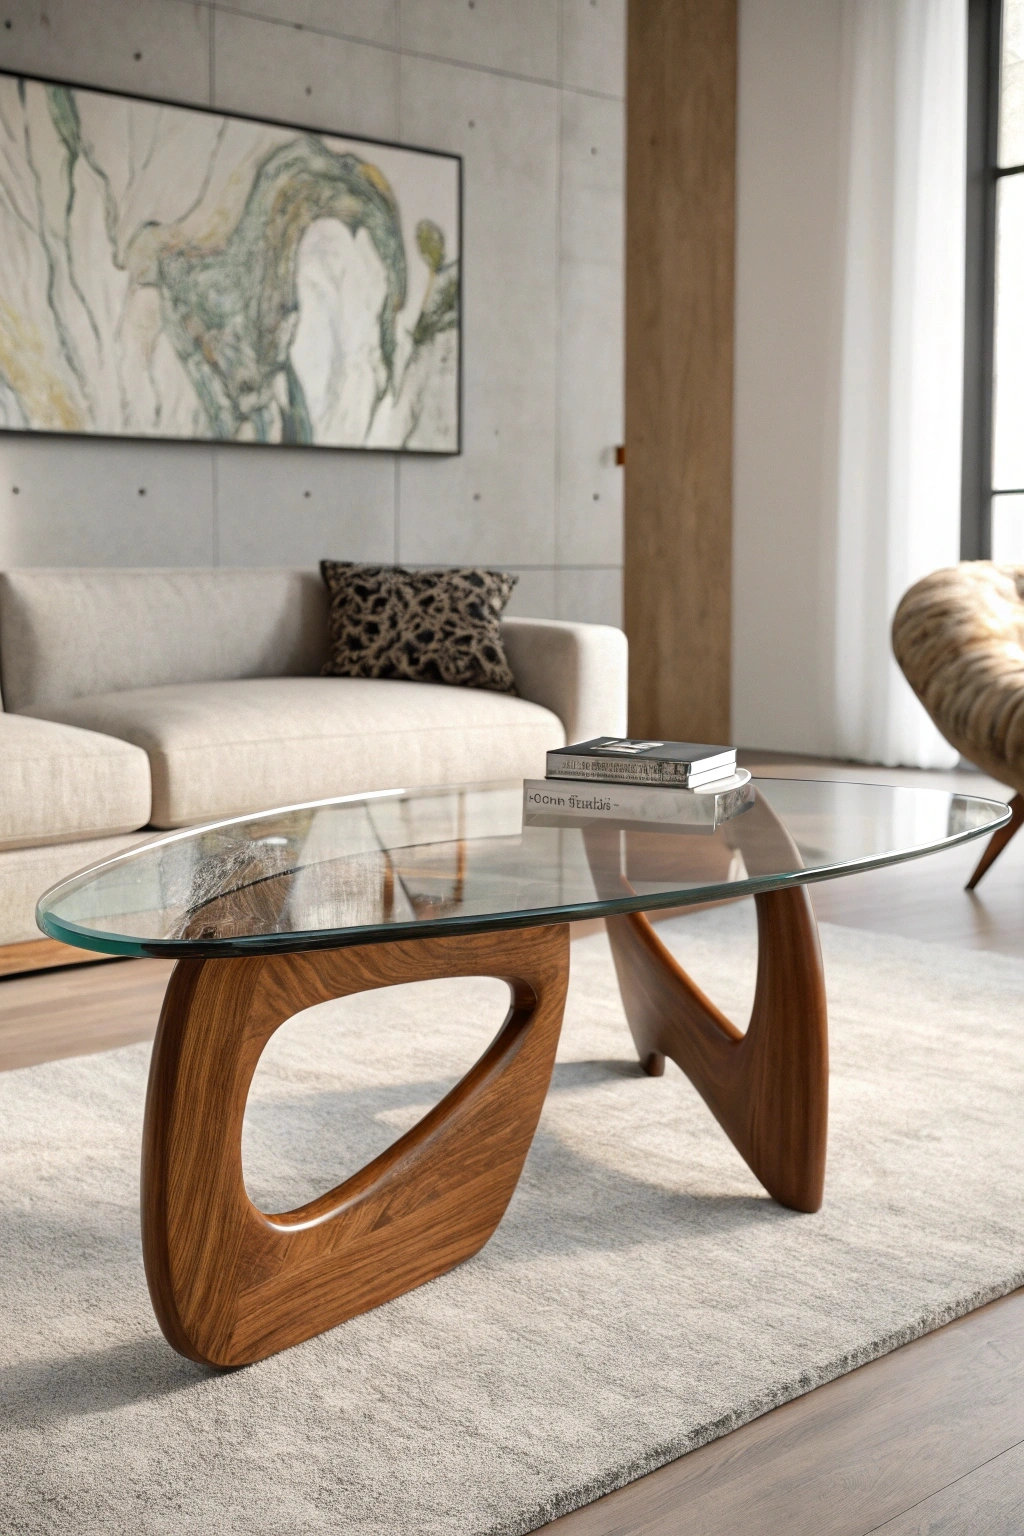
[1,906,1023,1535]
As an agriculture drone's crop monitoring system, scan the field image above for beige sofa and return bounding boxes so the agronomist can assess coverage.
[0,567,628,962]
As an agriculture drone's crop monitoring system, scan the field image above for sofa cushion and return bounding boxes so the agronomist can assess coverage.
[0,568,329,713]
[35,676,566,829]
[0,715,151,852]
[0,832,150,944]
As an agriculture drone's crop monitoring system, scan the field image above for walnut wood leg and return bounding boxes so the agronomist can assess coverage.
[604,886,828,1212]
[965,792,1024,890]
[142,923,569,1367]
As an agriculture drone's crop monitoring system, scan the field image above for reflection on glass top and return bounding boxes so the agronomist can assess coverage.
[37,779,1009,959]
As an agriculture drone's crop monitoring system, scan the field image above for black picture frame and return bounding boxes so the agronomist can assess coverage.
[0,69,463,457]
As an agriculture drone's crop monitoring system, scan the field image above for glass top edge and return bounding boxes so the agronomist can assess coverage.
[34,774,1013,908]
[36,793,1011,960]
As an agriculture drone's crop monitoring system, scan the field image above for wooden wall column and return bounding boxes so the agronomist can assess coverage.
[625,0,738,741]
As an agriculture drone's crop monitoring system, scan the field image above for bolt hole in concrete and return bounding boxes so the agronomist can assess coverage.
[241,976,512,1213]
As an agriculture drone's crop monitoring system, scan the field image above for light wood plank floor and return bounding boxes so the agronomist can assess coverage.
[2,755,1022,1534]
[741,752,1024,955]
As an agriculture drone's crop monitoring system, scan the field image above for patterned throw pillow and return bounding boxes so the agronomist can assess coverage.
[319,561,519,693]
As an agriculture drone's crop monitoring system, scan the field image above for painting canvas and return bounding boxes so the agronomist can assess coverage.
[0,75,461,452]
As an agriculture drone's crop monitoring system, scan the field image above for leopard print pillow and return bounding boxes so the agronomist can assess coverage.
[319,561,518,693]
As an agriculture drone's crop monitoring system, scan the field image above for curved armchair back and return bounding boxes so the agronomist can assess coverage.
[892,561,1024,790]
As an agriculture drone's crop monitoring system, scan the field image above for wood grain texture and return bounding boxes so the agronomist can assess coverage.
[966,791,1024,889]
[142,923,570,1368]
[605,886,828,1212]
[872,1439,1024,1534]
[586,791,828,1211]
[625,0,737,740]
[0,956,173,1070]
[544,1288,1024,1534]
[0,936,109,978]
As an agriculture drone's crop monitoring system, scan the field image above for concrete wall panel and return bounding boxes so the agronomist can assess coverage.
[0,438,215,567]
[556,564,622,627]
[504,567,557,618]
[396,54,558,567]
[214,446,395,567]
[560,0,625,98]
[215,0,398,46]
[558,90,623,566]
[0,0,210,103]
[399,0,558,80]
[0,0,623,623]
[213,9,399,138]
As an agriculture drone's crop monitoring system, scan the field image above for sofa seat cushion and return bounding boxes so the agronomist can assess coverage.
[0,832,150,943]
[0,714,151,851]
[34,676,567,829]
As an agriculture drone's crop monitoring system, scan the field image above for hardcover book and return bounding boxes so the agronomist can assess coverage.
[546,738,737,786]
[522,771,754,832]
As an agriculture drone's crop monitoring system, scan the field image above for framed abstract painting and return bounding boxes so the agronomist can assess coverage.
[0,74,461,453]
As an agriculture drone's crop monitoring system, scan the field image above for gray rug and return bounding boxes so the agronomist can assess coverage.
[2,906,1023,1535]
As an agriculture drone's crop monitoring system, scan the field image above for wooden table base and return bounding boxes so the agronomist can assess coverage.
[142,869,828,1366]
[605,886,829,1212]
[142,923,569,1367]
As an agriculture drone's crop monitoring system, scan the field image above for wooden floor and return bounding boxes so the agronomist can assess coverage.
[2,755,1022,1533]
[741,752,1024,956]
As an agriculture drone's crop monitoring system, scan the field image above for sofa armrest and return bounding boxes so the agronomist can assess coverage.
[500,618,628,744]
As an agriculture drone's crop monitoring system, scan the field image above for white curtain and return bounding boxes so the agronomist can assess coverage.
[829,0,966,767]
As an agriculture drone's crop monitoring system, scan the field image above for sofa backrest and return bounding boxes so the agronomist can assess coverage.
[0,568,331,713]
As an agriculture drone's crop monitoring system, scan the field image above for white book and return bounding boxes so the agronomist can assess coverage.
[522,771,753,832]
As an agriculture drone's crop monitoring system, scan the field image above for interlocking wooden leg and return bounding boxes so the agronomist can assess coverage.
[604,887,828,1212]
[142,923,569,1367]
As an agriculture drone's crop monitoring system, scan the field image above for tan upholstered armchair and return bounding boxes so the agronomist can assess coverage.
[892,561,1024,888]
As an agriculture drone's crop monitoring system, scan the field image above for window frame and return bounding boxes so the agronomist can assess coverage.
[961,0,1002,559]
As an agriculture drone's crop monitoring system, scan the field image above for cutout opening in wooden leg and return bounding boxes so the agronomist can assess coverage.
[241,975,515,1214]
[142,924,569,1367]
[604,890,828,1213]
[583,813,829,1214]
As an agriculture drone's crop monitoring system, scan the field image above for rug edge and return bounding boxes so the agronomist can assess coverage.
[489,1269,1024,1536]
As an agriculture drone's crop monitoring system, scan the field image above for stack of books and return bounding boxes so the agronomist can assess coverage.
[522,737,754,832]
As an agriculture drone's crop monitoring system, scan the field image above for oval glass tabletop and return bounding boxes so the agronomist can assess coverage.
[37,777,1009,959]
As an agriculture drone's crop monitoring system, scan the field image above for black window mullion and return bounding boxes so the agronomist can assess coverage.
[961,0,1002,560]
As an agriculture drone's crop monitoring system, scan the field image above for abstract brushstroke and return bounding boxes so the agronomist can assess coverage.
[0,75,460,451]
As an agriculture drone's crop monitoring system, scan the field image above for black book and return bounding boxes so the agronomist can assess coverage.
[546,737,736,787]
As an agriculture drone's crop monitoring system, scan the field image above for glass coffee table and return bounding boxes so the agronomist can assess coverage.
[38,777,1008,1368]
